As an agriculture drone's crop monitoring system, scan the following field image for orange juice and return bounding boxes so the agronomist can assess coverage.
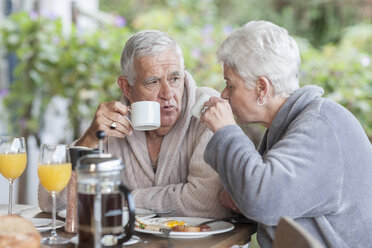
[38,163,72,193]
[0,153,27,180]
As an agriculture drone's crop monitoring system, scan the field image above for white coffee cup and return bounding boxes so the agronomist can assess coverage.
[191,92,211,118]
[125,101,161,130]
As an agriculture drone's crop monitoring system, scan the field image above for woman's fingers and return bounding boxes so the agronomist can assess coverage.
[201,99,235,132]
[219,190,242,213]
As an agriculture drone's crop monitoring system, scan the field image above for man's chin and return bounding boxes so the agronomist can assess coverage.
[160,116,178,129]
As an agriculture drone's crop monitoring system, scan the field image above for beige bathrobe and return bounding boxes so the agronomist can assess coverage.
[106,72,229,218]
[38,72,228,218]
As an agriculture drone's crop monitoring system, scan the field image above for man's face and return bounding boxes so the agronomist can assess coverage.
[125,49,185,134]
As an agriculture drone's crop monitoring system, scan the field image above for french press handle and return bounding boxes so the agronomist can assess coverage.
[117,184,135,244]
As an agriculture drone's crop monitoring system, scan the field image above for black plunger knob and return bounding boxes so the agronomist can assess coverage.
[96,131,106,140]
[96,131,105,154]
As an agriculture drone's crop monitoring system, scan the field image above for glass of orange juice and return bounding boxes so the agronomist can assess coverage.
[0,136,27,214]
[38,143,71,245]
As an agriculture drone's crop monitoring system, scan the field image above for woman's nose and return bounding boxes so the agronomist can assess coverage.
[221,88,228,100]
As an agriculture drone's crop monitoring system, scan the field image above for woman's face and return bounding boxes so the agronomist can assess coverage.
[220,65,261,124]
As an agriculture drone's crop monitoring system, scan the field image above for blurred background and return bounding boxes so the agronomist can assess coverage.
[0,1,371,244]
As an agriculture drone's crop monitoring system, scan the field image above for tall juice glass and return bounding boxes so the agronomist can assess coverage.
[38,144,71,245]
[0,136,27,214]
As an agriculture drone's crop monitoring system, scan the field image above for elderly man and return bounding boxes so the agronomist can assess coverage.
[39,30,228,218]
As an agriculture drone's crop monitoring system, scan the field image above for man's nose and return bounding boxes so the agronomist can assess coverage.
[158,81,174,100]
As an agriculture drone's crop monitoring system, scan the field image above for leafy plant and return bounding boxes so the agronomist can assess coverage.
[300,24,372,139]
[0,12,132,143]
[0,13,64,141]
[1,9,371,145]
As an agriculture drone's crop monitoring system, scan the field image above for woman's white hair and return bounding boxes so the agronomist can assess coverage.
[120,30,184,85]
[217,20,300,98]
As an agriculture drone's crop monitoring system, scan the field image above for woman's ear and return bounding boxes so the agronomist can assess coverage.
[117,76,132,102]
[256,76,270,99]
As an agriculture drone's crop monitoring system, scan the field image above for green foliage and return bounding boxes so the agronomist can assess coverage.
[1,2,371,142]
[0,12,132,140]
[1,13,64,136]
[214,0,365,48]
[300,24,372,139]
[124,0,232,91]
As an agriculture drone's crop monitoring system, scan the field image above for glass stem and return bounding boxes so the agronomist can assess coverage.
[8,179,14,214]
[51,191,58,239]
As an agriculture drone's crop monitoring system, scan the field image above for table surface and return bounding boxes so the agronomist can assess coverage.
[0,204,257,248]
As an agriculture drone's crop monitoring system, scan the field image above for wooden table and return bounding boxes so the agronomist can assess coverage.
[0,204,257,248]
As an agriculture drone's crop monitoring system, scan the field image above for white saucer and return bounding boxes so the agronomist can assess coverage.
[57,209,66,219]
[58,208,156,220]
[70,235,140,246]
[25,218,65,232]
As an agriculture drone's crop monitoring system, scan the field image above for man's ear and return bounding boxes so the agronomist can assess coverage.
[117,76,133,102]
[255,76,270,99]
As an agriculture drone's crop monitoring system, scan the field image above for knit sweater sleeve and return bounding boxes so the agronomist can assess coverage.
[204,117,343,225]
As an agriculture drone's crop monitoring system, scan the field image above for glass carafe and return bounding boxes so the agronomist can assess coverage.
[76,154,135,248]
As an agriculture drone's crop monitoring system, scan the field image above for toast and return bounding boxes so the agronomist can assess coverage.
[171,225,201,232]
[0,215,41,248]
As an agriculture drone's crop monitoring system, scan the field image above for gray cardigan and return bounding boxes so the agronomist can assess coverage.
[204,85,372,248]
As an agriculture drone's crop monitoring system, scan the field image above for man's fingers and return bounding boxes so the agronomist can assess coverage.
[101,115,132,137]
[93,101,133,137]
[108,101,130,116]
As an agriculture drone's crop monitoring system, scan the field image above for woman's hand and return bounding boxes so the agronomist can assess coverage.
[219,189,242,214]
[200,97,236,133]
[76,101,133,148]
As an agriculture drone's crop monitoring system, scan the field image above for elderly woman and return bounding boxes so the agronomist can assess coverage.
[201,20,372,248]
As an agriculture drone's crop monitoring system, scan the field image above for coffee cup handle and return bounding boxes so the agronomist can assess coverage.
[124,109,132,126]
[117,184,135,244]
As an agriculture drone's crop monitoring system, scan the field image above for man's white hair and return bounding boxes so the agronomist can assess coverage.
[217,20,300,98]
[120,30,184,85]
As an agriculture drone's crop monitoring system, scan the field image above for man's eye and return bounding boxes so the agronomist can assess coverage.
[146,81,158,86]
[170,77,180,83]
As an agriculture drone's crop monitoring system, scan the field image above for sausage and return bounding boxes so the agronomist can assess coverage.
[198,224,212,232]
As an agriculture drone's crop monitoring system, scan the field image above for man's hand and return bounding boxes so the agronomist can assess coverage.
[76,101,133,148]
[219,189,242,214]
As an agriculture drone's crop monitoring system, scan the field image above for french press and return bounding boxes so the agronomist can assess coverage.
[76,133,135,247]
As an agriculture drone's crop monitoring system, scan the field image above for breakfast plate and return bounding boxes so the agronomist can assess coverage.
[70,235,141,246]
[26,217,65,232]
[57,209,67,219]
[58,207,156,220]
[134,217,234,239]
[125,207,157,219]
